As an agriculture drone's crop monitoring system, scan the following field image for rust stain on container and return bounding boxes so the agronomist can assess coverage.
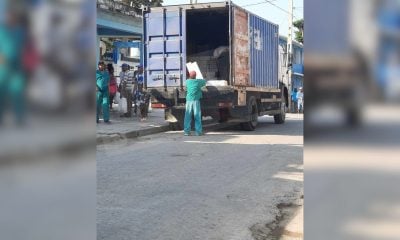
[233,7,249,86]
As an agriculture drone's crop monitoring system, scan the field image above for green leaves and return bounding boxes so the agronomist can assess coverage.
[293,19,304,43]
[120,0,163,9]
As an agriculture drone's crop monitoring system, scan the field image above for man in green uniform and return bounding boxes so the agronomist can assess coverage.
[184,71,207,136]
[0,11,26,125]
[96,62,110,123]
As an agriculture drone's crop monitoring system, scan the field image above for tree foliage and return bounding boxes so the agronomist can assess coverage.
[293,19,304,43]
[295,31,303,44]
[121,0,163,9]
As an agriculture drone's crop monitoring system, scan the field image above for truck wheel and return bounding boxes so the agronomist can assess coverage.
[169,109,185,131]
[240,97,258,131]
[274,101,286,124]
[219,108,229,123]
[346,107,361,127]
[169,122,184,131]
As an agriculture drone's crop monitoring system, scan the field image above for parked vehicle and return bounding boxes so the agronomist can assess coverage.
[305,0,379,128]
[143,1,288,130]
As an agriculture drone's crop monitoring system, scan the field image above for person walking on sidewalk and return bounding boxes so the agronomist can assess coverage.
[184,71,207,136]
[291,88,298,113]
[296,87,304,113]
[133,65,144,116]
[119,63,135,117]
[107,64,117,109]
[0,12,26,126]
[96,62,110,123]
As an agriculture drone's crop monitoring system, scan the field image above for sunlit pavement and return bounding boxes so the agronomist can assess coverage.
[97,114,303,240]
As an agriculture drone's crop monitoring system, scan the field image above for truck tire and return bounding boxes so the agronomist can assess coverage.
[274,101,286,124]
[169,122,184,131]
[346,107,361,127]
[240,97,258,131]
[219,108,229,123]
[169,109,185,131]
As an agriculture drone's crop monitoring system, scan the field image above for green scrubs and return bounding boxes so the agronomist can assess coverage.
[96,70,110,122]
[0,25,25,125]
[184,79,206,135]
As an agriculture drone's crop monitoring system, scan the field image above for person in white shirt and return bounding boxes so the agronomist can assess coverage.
[119,64,135,117]
[296,87,304,113]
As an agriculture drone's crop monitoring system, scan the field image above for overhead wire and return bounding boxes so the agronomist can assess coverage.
[240,0,301,20]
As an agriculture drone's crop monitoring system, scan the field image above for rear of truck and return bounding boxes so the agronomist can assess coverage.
[143,2,287,130]
[305,0,373,127]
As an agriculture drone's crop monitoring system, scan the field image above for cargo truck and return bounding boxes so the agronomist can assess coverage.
[142,1,288,130]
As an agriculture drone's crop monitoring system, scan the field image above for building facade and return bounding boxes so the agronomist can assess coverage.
[96,0,143,64]
[279,36,304,92]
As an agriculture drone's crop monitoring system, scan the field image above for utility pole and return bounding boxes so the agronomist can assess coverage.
[287,0,293,112]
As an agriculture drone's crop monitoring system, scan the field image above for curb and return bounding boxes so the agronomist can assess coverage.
[96,124,171,145]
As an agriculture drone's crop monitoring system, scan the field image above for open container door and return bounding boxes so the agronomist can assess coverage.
[144,7,186,88]
[233,6,250,87]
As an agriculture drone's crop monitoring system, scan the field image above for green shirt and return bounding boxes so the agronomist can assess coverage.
[0,26,23,85]
[96,70,109,92]
[185,79,206,101]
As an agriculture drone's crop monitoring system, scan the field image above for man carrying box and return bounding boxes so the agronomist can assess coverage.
[184,71,207,136]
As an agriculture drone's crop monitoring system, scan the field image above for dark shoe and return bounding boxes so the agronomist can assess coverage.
[104,120,111,124]
[195,132,203,136]
[184,132,191,136]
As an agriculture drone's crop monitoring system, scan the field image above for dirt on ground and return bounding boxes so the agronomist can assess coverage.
[250,196,304,240]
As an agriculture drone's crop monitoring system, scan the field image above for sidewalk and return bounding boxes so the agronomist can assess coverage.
[96,107,170,144]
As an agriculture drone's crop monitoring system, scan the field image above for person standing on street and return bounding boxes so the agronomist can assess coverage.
[184,71,207,136]
[133,65,144,117]
[96,62,110,123]
[0,11,26,126]
[296,87,304,113]
[107,64,117,109]
[291,88,298,113]
[119,63,134,117]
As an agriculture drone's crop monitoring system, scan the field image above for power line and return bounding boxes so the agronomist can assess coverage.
[241,0,300,20]
[263,0,299,20]
[242,1,268,7]
[242,0,278,8]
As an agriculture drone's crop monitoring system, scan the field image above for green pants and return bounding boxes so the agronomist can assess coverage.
[184,100,202,135]
[0,71,25,125]
[96,90,109,122]
[0,81,6,124]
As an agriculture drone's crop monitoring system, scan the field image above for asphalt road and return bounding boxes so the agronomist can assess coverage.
[0,151,96,240]
[305,105,400,240]
[97,114,303,240]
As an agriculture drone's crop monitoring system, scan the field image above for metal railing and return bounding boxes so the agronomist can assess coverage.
[97,0,142,18]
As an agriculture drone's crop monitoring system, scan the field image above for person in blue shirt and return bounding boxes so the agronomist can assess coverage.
[291,88,298,113]
[133,65,144,116]
[96,62,110,123]
[184,71,207,136]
